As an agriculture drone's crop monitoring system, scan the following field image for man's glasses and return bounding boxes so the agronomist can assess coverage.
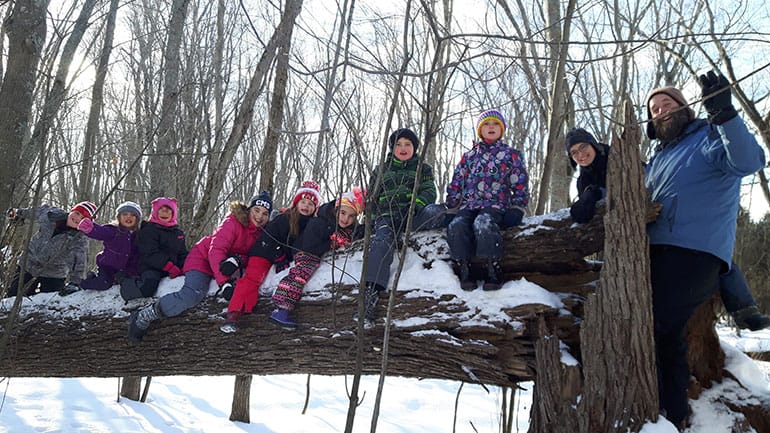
[569,143,590,158]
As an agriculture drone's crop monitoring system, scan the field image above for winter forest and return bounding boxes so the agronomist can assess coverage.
[2,0,770,432]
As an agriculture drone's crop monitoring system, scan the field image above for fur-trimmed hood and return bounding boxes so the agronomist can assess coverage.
[229,201,250,227]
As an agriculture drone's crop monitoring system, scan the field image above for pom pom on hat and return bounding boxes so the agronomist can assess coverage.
[388,128,420,152]
[70,201,97,220]
[645,85,695,139]
[116,201,143,219]
[476,109,506,138]
[248,190,273,213]
[292,180,321,208]
[336,187,366,215]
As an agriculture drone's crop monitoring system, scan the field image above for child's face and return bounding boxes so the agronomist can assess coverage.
[337,205,357,229]
[157,205,174,222]
[119,212,138,228]
[393,138,415,161]
[67,211,85,228]
[249,205,270,228]
[479,120,503,142]
[569,142,596,167]
[296,198,316,216]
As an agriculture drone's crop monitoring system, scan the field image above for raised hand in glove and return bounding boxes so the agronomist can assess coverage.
[77,218,94,234]
[162,261,183,279]
[219,280,235,301]
[6,208,19,221]
[699,70,737,124]
[570,186,602,224]
[219,255,242,277]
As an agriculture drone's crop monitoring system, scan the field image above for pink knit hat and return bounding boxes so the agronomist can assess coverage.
[291,180,321,208]
[149,197,178,227]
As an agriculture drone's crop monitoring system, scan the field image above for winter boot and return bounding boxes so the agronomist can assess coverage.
[220,311,242,333]
[353,283,382,327]
[482,260,502,291]
[456,260,475,291]
[269,308,297,329]
[732,306,770,331]
[127,302,163,344]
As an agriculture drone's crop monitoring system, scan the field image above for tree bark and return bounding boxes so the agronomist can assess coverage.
[229,375,252,423]
[79,0,120,199]
[120,376,142,401]
[0,0,49,213]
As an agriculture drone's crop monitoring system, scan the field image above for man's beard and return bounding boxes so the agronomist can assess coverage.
[652,109,690,142]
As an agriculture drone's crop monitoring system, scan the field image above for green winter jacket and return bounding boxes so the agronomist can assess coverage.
[369,154,437,221]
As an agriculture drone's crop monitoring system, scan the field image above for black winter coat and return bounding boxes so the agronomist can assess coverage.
[248,211,312,262]
[295,201,363,257]
[575,143,609,197]
[136,221,188,272]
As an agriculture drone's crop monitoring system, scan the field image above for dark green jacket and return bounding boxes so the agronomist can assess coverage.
[369,154,437,220]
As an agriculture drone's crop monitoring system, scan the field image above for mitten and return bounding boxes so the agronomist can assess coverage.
[503,208,524,227]
[219,255,242,277]
[162,261,183,279]
[77,218,94,234]
[570,186,602,224]
[699,71,738,124]
[219,280,235,301]
[58,283,81,296]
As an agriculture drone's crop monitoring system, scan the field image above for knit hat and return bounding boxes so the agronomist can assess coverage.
[476,109,506,139]
[291,180,321,208]
[388,128,420,152]
[336,187,366,215]
[149,197,178,227]
[645,86,695,139]
[70,201,97,220]
[248,190,273,213]
[116,201,142,219]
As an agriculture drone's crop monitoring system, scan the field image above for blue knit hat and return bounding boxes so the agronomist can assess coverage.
[476,110,506,138]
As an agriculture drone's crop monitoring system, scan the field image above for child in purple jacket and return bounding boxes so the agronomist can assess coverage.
[446,110,530,291]
[75,201,142,292]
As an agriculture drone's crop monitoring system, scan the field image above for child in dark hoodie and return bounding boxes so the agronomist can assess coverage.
[120,197,188,301]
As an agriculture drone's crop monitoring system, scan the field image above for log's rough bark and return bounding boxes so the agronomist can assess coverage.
[0,210,601,384]
[229,375,251,423]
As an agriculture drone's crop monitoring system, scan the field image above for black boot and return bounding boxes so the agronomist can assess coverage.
[354,282,383,326]
[732,306,770,331]
[127,302,163,344]
[482,260,502,291]
[455,260,475,291]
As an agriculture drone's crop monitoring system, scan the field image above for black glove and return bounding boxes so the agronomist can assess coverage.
[699,71,738,124]
[570,186,602,224]
[219,280,235,301]
[58,283,81,296]
[502,208,524,227]
[274,254,291,273]
[219,255,242,277]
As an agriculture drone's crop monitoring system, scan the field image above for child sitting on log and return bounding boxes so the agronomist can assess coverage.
[446,110,530,291]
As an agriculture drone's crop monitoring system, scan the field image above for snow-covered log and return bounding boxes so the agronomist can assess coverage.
[0,209,601,385]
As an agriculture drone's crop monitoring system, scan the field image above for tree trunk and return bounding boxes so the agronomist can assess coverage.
[149,0,190,199]
[190,0,304,238]
[120,376,142,401]
[0,0,49,214]
[79,0,120,199]
[229,375,252,423]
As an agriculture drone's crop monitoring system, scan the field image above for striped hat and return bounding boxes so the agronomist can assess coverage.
[116,201,143,219]
[336,187,366,215]
[291,180,322,208]
[70,201,97,220]
[476,109,506,138]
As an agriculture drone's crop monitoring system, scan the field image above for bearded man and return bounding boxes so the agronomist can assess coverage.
[644,71,766,429]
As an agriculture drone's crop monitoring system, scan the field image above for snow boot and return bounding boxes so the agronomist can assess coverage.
[732,306,770,331]
[127,301,163,344]
[482,260,502,291]
[456,260,475,291]
[220,311,242,333]
[269,308,297,329]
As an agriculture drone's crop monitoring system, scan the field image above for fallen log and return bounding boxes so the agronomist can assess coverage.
[0,209,602,384]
